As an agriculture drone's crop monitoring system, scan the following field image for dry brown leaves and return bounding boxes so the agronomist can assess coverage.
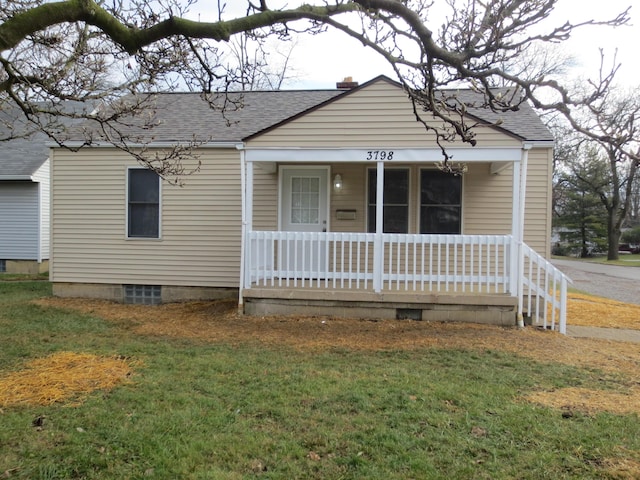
[23,296,640,420]
[0,352,135,408]
[525,387,640,416]
[567,292,640,329]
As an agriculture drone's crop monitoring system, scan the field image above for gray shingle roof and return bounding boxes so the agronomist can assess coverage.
[1,102,94,177]
[14,76,553,151]
[0,108,49,177]
[445,88,554,142]
[84,89,344,144]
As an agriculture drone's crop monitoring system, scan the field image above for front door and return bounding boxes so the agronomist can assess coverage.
[280,167,329,277]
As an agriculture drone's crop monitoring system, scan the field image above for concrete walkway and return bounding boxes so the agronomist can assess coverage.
[566,325,640,343]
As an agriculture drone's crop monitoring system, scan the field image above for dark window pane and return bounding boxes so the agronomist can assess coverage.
[420,170,461,234]
[368,169,377,204]
[383,206,409,233]
[384,169,409,204]
[129,169,160,203]
[368,168,409,233]
[129,204,159,237]
[421,170,461,205]
[420,206,461,234]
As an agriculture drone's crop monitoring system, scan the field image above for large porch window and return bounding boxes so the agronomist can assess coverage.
[367,168,409,233]
[366,167,461,234]
[420,169,462,234]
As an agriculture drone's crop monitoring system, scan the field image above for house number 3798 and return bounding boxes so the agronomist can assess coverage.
[366,150,394,161]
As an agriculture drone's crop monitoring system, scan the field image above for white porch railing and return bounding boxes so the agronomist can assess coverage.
[245,231,570,333]
[521,244,569,334]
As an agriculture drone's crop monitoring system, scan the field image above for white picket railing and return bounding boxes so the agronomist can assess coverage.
[521,243,569,334]
[245,231,569,333]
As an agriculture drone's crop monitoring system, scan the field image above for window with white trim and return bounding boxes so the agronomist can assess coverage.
[420,169,462,234]
[367,168,409,233]
[128,168,160,238]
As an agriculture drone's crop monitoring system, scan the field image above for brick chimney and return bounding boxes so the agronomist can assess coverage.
[336,76,359,89]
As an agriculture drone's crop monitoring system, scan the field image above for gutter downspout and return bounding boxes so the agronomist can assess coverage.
[516,144,532,327]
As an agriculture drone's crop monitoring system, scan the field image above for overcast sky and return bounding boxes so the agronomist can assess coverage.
[273,0,639,90]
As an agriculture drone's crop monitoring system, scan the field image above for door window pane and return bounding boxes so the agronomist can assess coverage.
[290,175,320,225]
[368,169,409,233]
[128,169,160,238]
[420,170,461,234]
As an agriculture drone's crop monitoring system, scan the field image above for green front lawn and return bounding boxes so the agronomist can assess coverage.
[1,281,639,479]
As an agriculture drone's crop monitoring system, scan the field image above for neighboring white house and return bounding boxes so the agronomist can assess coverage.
[49,76,569,331]
[0,112,50,274]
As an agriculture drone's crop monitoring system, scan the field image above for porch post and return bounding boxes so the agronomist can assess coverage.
[373,161,385,292]
[244,160,254,290]
[516,145,531,326]
[510,158,521,297]
[238,149,249,310]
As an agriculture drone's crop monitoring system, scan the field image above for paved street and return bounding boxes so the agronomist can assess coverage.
[551,258,640,306]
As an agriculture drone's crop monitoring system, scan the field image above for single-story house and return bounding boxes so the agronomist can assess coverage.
[49,76,569,332]
[0,111,50,274]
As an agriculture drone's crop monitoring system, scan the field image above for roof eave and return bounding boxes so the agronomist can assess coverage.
[0,175,35,181]
[48,141,243,149]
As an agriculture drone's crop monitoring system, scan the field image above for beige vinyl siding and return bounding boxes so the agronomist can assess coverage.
[330,164,368,233]
[464,163,513,235]
[248,81,522,149]
[252,166,278,230]
[523,148,553,256]
[51,148,242,287]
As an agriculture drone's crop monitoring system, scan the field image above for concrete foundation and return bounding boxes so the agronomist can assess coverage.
[243,288,518,326]
[52,282,238,303]
[3,259,49,275]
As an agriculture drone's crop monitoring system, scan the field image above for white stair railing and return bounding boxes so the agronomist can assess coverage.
[521,244,570,334]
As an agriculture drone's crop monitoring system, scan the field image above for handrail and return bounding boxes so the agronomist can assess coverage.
[521,244,571,334]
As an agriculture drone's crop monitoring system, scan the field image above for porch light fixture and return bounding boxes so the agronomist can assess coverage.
[333,173,343,192]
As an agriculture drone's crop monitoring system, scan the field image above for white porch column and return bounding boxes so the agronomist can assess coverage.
[510,159,521,296]
[373,161,385,292]
[515,145,531,324]
[238,150,248,307]
[245,161,254,290]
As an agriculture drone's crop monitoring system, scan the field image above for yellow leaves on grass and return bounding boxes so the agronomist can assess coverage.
[0,351,136,408]
[567,293,640,329]
[525,386,640,416]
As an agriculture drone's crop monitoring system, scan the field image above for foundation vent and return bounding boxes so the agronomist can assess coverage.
[396,308,422,321]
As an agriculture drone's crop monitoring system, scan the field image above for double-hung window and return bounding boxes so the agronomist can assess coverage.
[420,169,462,234]
[128,168,160,238]
[367,168,409,233]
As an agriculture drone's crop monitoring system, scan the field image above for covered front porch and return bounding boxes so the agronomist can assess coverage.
[238,146,569,333]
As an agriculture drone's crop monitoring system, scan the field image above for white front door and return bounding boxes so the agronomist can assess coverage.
[280,167,329,277]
